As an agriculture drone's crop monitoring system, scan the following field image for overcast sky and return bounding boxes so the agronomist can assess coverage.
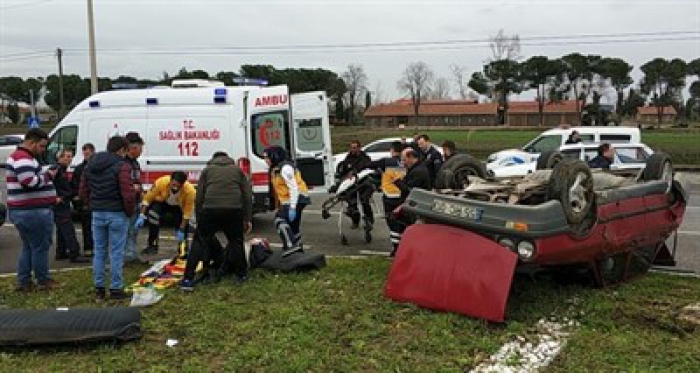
[1,0,699,101]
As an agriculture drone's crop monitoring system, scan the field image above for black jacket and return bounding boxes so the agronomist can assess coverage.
[588,155,612,169]
[419,145,444,184]
[336,151,371,179]
[52,163,73,207]
[80,152,136,215]
[395,161,431,201]
[70,161,87,197]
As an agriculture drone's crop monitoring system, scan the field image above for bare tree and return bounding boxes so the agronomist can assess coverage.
[398,61,434,125]
[341,63,368,125]
[431,77,451,100]
[490,29,521,62]
[450,64,469,99]
[373,80,385,105]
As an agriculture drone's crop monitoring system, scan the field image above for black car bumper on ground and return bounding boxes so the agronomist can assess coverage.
[402,189,571,239]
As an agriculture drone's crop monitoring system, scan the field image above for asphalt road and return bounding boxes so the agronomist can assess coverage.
[1,176,699,278]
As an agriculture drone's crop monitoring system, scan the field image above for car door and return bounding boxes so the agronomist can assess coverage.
[291,91,334,192]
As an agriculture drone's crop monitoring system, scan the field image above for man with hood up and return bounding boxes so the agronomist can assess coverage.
[79,136,136,301]
[264,146,310,257]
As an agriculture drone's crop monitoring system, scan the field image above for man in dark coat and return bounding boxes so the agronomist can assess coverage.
[335,140,374,229]
[53,148,89,263]
[70,143,95,257]
[588,143,614,169]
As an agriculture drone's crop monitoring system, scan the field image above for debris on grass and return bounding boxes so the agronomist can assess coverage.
[678,303,700,326]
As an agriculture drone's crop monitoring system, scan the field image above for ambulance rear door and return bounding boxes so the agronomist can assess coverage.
[290,91,333,192]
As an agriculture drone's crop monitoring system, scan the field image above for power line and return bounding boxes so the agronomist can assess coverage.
[0,0,55,11]
[1,31,698,60]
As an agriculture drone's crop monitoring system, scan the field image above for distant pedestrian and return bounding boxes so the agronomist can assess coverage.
[588,143,615,169]
[80,136,136,301]
[441,140,457,161]
[124,132,145,263]
[6,128,58,292]
[71,143,96,257]
[53,148,89,263]
[565,131,582,144]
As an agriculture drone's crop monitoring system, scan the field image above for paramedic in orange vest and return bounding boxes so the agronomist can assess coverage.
[365,141,406,253]
[134,171,196,255]
[264,146,310,257]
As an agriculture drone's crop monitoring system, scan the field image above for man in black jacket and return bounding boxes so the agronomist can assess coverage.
[588,143,614,169]
[390,148,431,256]
[416,134,443,185]
[335,140,374,229]
[53,149,89,263]
[70,143,95,257]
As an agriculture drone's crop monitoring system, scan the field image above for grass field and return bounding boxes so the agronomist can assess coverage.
[331,127,700,165]
[1,258,698,371]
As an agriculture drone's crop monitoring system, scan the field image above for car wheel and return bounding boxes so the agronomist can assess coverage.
[535,150,563,170]
[434,154,487,190]
[642,152,673,192]
[547,160,595,229]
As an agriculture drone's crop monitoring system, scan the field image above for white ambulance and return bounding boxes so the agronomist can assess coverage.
[47,82,334,213]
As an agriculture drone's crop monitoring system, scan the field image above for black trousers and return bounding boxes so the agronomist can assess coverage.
[347,184,374,225]
[274,204,306,250]
[184,208,246,280]
[81,210,93,253]
[54,204,81,258]
[383,196,403,253]
[146,202,187,247]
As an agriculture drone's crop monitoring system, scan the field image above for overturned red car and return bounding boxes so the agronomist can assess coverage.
[385,153,688,322]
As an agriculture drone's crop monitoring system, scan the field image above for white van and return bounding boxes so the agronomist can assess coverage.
[47,84,334,213]
[487,126,641,168]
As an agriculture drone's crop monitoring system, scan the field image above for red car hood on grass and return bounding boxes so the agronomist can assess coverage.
[385,224,518,322]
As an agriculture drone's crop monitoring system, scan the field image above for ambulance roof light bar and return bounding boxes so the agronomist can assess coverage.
[232,77,268,86]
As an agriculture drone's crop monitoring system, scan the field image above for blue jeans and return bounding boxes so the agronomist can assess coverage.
[125,206,140,261]
[9,208,54,286]
[92,211,129,290]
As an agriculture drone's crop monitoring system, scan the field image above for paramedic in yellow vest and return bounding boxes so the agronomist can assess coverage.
[134,171,196,255]
[264,146,310,257]
[365,141,406,253]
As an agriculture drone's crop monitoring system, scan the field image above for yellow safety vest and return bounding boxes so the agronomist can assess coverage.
[271,163,309,206]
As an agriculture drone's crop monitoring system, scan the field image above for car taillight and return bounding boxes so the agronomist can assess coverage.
[251,172,269,186]
[237,157,251,176]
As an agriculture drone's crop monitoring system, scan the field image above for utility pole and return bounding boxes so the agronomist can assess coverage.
[87,0,98,94]
[56,48,65,119]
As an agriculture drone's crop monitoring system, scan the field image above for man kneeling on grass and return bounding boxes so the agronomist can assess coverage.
[80,136,136,301]
[181,151,253,291]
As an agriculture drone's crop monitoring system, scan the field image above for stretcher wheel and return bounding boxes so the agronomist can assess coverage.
[321,210,331,220]
[341,235,348,246]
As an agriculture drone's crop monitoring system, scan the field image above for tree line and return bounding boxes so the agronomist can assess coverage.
[1,35,699,126]
[396,31,700,125]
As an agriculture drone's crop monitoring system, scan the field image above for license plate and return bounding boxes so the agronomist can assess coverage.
[432,199,483,221]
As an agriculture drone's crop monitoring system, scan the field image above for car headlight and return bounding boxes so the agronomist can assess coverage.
[497,237,516,251]
[487,154,497,163]
[517,240,536,261]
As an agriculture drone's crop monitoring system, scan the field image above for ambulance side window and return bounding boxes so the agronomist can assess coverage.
[251,111,290,157]
[295,118,324,152]
[47,125,78,164]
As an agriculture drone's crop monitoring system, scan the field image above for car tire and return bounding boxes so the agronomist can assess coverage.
[547,160,595,230]
[434,154,487,190]
[535,150,563,170]
[641,152,673,192]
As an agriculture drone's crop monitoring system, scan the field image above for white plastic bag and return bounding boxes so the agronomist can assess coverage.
[130,287,164,307]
